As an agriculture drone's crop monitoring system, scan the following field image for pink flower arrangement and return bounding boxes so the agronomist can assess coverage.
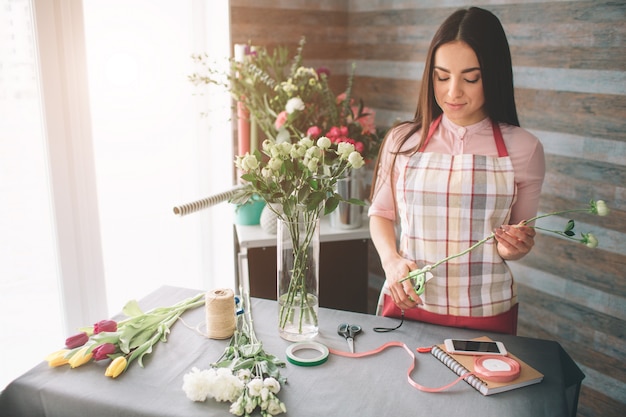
[191,37,385,160]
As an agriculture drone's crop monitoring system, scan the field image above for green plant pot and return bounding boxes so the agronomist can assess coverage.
[234,196,266,225]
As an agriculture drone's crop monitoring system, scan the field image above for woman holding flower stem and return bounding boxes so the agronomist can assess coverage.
[369,7,545,335]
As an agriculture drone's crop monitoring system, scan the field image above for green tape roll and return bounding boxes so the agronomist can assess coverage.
[286,342,329,367]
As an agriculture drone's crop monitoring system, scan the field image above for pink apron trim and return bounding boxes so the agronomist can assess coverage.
[381,294,519,335]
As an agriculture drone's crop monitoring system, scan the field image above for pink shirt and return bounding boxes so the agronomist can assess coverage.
[369,115,545,225]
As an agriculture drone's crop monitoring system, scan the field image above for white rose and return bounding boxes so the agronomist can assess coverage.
[285,97,305,114]
[316,136,331,149]
[337,142,355,159]
[348,151,364,168]
[242,154,259,171]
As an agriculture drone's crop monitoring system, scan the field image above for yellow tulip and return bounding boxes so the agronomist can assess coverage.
[105,356,127,378]
[46,349,71,367]
[68,346,93,368]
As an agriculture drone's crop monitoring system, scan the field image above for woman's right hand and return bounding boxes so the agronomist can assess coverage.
[369,215,422,310]
[382,254,422,310]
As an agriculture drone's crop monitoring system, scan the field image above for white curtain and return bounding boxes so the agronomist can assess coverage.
[0,0,232,389]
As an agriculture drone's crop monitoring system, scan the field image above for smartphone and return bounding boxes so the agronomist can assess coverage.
[444,339,507,356]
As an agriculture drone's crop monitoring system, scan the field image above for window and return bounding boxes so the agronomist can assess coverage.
[0,0,232,389]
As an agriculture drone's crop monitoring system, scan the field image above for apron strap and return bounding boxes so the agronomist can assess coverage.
[419,115,509,157]
[492,122,508,157]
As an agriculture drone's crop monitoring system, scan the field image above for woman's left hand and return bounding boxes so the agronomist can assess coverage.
[494,222,536,260]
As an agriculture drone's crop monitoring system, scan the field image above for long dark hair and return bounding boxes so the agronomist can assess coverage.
[370,7,518,200]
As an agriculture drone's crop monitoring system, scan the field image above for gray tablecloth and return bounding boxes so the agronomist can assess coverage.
[0,286,583,417]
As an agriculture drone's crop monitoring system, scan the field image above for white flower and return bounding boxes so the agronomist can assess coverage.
[316,136,331,149]
[266,394,286,415]
[337,141,355,159]
[263,377,281,394]
[290,144,307,159]
[298,137,314,148]
[229,395,245,416]
[241,153,259,171]
[237,369,252,382]
[285,97,305,114]
[244,395,257,414]
[306,157,320,172]
[595,200,609,216]
[267,157,283,172]
[583,233,598,248]
[261,387,269,402]
[247,377,264,397]
[348,151,365,169]
[182,367,212,402]
[210,368,244,403]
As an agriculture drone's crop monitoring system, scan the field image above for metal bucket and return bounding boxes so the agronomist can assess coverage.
[329,169,363,229]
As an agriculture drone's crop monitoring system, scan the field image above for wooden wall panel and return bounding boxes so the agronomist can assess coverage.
[230,1,626,415]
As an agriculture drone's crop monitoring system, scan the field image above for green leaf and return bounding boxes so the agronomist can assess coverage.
[324,196,340,215]
[122,300,144,317]
[347,198,366,206]
[564,219,575,232]
[239,343,263,358]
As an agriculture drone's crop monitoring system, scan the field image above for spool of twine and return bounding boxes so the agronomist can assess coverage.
[205,288,237,339]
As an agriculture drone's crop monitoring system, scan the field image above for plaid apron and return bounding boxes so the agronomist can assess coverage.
[379,116,518,333]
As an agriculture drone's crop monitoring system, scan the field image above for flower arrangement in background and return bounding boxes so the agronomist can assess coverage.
[403,200,610,293]
[189,36,383,161]
[46,293,205,378]
[183,293,287,416]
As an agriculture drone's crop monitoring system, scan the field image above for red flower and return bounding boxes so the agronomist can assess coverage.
[65,332,89,349]
[94,319,117,334]
[307,126,322,139]
[92,343,117,361]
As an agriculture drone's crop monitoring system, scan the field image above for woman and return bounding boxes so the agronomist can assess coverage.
[369,7,545,335]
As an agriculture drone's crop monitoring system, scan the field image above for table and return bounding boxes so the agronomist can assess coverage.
[234,216,371,313]
[0,286,583,417]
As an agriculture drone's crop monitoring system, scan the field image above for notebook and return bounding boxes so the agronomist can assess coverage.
[431,336,544,396]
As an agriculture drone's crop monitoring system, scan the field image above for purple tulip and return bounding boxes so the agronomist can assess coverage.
[93,319,117,334]
[65,332,89,349]
[92,343,117,361]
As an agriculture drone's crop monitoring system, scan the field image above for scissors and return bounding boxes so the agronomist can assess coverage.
[337,323,362,353]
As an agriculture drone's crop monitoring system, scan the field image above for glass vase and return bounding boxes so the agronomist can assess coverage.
[277,215,320,341]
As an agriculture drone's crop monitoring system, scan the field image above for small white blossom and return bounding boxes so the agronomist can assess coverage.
[316,136,331,149]
[264,377,281,394]
[348,151,365,169]
[261,167,273,178]
[266,394,286,415]
[594,200,609,216]
[337,141,356,159]
[584,233,598,248]
[268,157,283,172]
[298,136,314,149]
[306,157,320,172]
[262,139,274,152]
[229,395,245,416]
[238,153,258,171]
[247,377,264,397]
[237,369,252,382]
[285,97,305,114]
[290,144,307,159]
[261,387,269,402]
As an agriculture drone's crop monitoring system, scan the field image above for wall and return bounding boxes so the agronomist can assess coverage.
[230,1,626,416]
